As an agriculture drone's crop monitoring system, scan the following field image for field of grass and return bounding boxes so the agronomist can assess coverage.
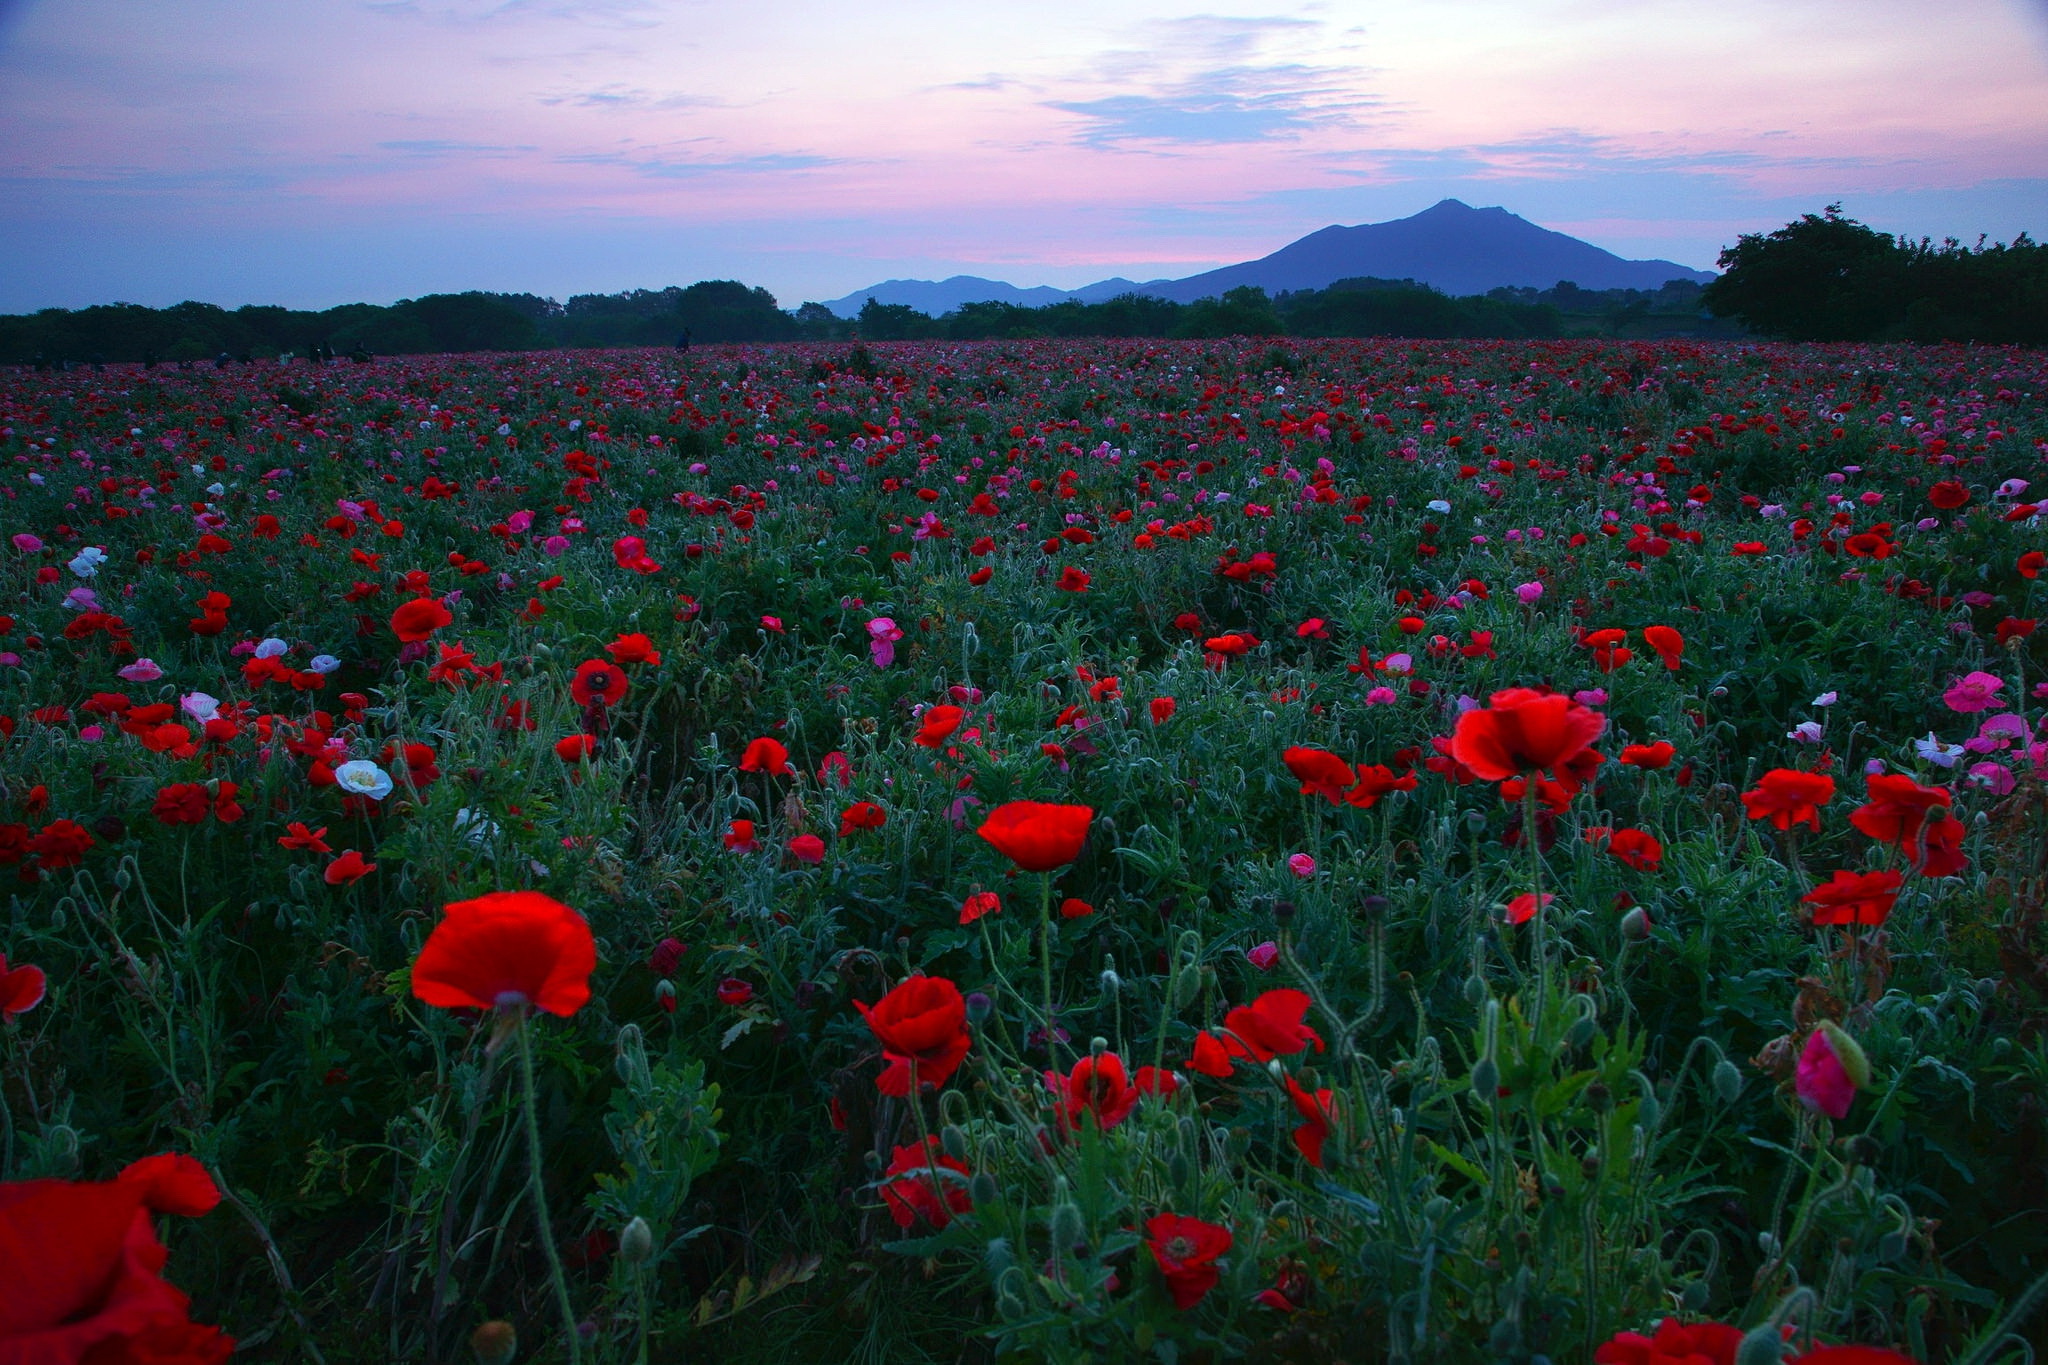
[1,335,2044,1364]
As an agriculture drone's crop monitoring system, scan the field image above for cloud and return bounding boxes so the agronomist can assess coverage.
[377,139,538,158]
[362,0,661,28]
[555,149,845,179]
[537,84,717,111]
[1042,12,1380,148]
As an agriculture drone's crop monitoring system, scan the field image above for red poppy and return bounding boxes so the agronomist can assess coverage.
[723,819,758,853]
[1601,828,1664,872]
[0,1154,231,1362]
[1927,480,1970,510]
[1849,774,1951,859]
[856,974,972,1097]
[1220,988,1324,1062]
[1504,892,1554,924]
[787,833,826,865]
[1149,697,1176,724]
[389,597,452,642]
[716,977,754,1007]
[1802,869,1904,926]
[554,735,595,762]
[739,736,792,776]
[914,705,965,748]
[1619,741,1676,769]
[1145,1213,1231,1310]
[323,851,377,886]
[0,952,46,1019]
[958,891,1002,924]
[1918,814,1968,877]
[606,632,662,666]
[1047,1052,1140,1131]
[1283,746,1355,804]
[1187,1031,1233,1077]
[838,801,886,836]
[1593,1317,1743,1365]
[1641,625,1684,671]
[1450,688,1606,785]
[1740,769,1836,831]
[2019,550,2045,579]
[878,1137,972,1229]
[976,801,1093,872]
[29,820,96,869]
[1345,764,1417,809]
[570,659,628,708]
[277,822,331,853]
[1790,1347,1917,1365]
[612,535,661,574]
[410,891,596,1017]
[1285,1074,1336,1168]
[1058,897,1094,919]
[1056,566,1090,592]
[151,783,211,826]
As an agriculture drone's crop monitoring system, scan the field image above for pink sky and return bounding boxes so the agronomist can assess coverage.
[1,0,2044,310]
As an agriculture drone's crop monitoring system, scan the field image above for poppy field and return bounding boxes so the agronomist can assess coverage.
[1,334,2046,1364]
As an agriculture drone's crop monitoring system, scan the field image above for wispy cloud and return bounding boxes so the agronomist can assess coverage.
[377,139,537,157]
[555,149,845,179]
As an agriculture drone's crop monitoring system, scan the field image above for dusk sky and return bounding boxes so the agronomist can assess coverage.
[2,0,2045,313]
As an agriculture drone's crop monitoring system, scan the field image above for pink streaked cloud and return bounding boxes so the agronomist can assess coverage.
[0,0,2043,309]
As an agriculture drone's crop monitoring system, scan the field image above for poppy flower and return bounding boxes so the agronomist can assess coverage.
[1602,828,1664,872]
[277,822,331,853]
[1149,697,1176,724]
[554,735,595,762]
[1619,741,1676,769]
[739,736,792,776]
[151,783,211,826]
[1283,746,1354,804]
[1795,1021,1868,1120]
[1285,1074,1336,1168]
[913,705,965,749]
[1056,566,1090,592]
[612,535,661,574]
[1186,1031,1233,1077]
[0,1153,232,1361]
[389,598,452,642]
[323,850,377,886]
[1145,1213,1231,1310]
[605,633,662,666]
[878,1137,971,1229]
[1450,687,1606,785]
[1058,897,1094,920]
[1220,988,1324,1062]
[1802,869,1904,926]
[723,819,758,853]
[1047,1051,1140,1131]
[29,820,96,869]
[1504,892,1554,924]
[1740,769,1836,831]
[1791,1348,1918,1365]
[787,833,826,864]
[0,952,46,1019]
[1593,1317,1743,1365]
[1848,774,1951,855]
[1344,764,1417,809]
[976,801,1093,872]
[1641,625,1684,671]
[410,890,596,1017]
[856,974,972,1097]
[838,801,886,836]
[570,659,628,708]
[1927,479,1970,510]
[1918,814,1968,877]
[716,977,754,1007]
[958,891,1002,924]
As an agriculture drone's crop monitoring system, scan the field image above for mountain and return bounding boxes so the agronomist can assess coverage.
[821,275,1143,318]
[822,200,1713,316]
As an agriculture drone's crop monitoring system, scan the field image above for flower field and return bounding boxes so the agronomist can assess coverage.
[1,335,2045,1364]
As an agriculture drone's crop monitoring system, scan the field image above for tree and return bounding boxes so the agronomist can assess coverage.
[1702,205,1907,341]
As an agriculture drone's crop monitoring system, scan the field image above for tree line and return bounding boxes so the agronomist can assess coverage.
[6,206,2037,364]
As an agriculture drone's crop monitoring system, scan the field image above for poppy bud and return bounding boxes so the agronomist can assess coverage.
[1272,898,1296,926]
[1470,1057,1499,1098]
[1049,1202,1084,1250]
[1620,906,1652,941]
[939,1123,970,1161]
[1585,1081,1612,1111]
[471,1321,518,1365]
[653,979,677,1013]
[1712,1058,1743,1104]
[970,1173,1000,1207]
[964,991,993,1024]
[1463,973,1488,1006]
[1358,894,1389,919]
[620,1216,654,1266]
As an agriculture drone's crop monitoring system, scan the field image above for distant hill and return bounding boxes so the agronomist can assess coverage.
[823,200,1713,316]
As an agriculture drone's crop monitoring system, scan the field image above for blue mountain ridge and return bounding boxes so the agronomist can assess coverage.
[823,199,1713,318]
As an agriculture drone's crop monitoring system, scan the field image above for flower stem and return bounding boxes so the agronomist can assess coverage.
[516,1014,582,1365]
[1040,874,1061,1067]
